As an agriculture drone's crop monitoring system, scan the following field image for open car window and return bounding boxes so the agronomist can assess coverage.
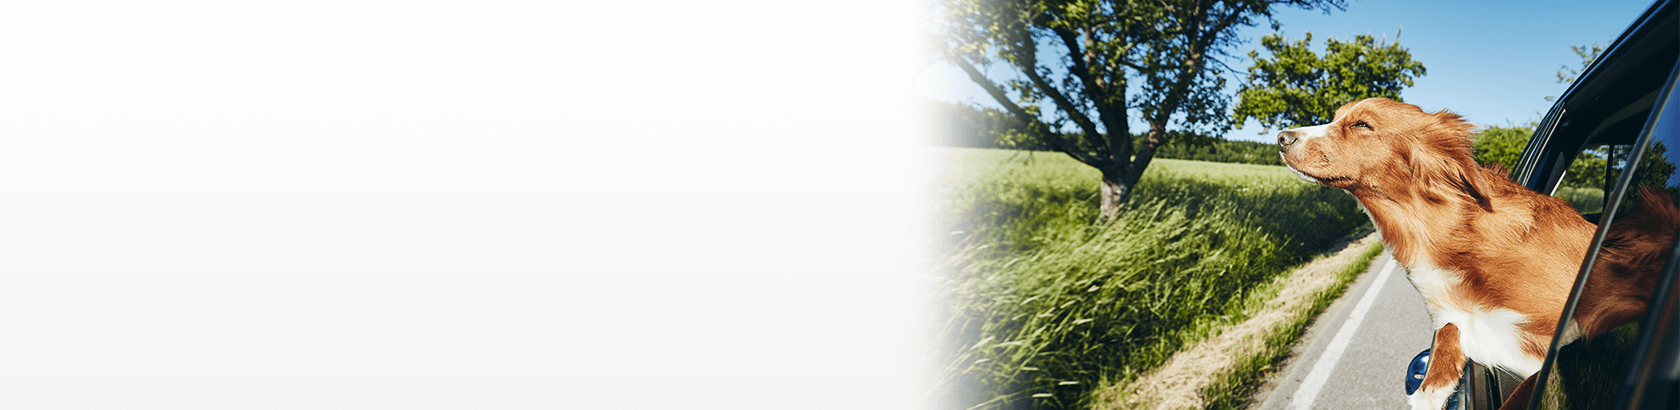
[1553,144,1625,219]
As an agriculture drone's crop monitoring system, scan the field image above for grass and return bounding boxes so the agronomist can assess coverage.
[1554,186,1606,214]
[931,148,1367,410]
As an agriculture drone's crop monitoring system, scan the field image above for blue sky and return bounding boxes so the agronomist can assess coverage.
[918,0,1659,142]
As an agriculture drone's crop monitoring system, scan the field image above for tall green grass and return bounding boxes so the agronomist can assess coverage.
[931,148,1365,410]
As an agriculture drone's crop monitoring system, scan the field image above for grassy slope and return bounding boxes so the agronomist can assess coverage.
[933,148,1366,410]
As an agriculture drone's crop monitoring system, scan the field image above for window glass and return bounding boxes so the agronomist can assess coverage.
[1555,145,1616,216]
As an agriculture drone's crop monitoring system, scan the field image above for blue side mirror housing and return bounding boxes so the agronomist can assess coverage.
[1407,349,1430,395]
[1406,349,1459,410]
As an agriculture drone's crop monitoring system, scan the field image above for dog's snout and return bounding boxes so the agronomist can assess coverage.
[1277,131,1299,148]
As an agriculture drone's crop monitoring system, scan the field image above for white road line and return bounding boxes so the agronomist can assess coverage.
[1289,256,1401,410]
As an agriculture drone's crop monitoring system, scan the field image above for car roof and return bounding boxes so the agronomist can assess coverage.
[1552,0,1677,125]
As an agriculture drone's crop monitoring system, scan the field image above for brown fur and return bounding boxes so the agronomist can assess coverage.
[1576,187,1678,337]
[1420,323,1466,393]
[1280,98,1676,410]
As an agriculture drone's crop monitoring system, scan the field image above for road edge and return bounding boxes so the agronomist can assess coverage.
[1092,231,1383,409]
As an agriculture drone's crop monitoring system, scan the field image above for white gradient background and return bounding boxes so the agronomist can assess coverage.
[0,1,926,409]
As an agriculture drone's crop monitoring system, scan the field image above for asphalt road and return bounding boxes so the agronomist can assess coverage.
[1253,253,1436,410]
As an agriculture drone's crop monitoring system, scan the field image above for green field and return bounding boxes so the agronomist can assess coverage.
[931,148,1366,410]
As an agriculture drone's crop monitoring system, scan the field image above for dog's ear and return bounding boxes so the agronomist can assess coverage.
[1420,110,1493,211]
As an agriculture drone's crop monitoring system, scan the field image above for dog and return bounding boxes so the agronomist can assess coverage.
[1276,98,1675,410]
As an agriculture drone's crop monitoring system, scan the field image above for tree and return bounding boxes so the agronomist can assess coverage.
[1545,43,1605,102]
[1230,32,1426,133]
[1471,124,1532,171]
[1472,123,1609,189]
[937,0,1347,221]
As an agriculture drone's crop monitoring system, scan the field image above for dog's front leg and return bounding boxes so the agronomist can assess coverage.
[1409,323,1465,410]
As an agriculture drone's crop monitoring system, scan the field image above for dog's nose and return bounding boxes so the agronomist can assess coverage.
[1277,130,1299,148]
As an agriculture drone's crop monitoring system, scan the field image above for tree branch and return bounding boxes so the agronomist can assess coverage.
[1011,29,1109,167]
[941,48,1102,166]
[944,49,1034,123]
[1134,0,1236,175]
[1018,57,1103,147]
[1053,26,1131,168]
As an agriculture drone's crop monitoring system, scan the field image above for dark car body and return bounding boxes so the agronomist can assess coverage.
[1456,0,1680,408]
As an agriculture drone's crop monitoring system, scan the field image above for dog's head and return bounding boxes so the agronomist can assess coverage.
[1277,98,1490,209]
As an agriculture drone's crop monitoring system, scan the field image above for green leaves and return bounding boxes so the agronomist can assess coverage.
[1471,124,1532,172]
[1231,32,1427,133]
[1546,43,1606,101]
[1557,43,1605,85]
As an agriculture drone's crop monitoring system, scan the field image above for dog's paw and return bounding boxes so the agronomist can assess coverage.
[1406,387,1452,410]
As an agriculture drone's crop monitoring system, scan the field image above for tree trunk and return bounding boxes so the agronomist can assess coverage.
[1098,168,1135,222]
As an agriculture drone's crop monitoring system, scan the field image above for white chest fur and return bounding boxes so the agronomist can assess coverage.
[1406,264,1544,377]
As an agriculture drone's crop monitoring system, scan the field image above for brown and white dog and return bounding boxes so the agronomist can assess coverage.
[1276,98,1676,410]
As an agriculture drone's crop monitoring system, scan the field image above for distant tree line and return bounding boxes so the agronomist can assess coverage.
[928,101,1035,149]
[934,101,1285,166]
[1144,137,1284,166]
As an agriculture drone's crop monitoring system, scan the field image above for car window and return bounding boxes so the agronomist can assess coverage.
[1539,104,1678,410]
[1530,55,1680,410]
[1553,145,1620,218]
